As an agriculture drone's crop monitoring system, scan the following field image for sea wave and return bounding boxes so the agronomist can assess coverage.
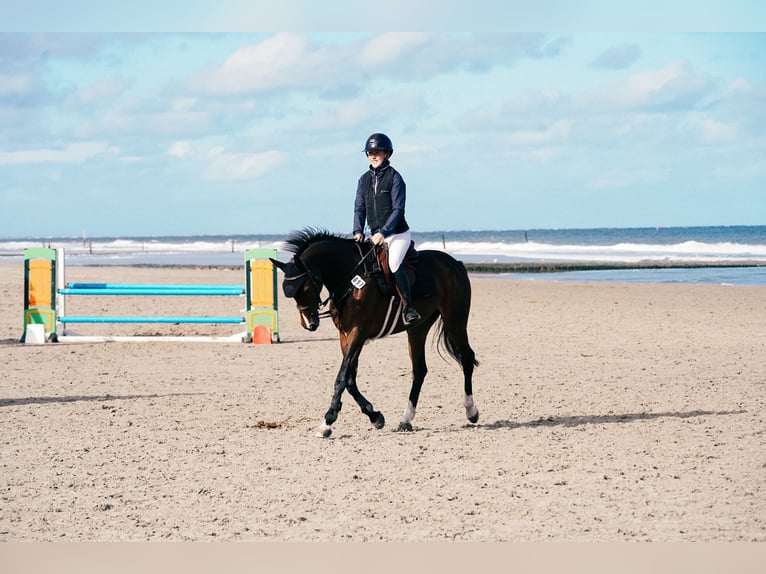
[2,232,765,284]
[417,240,766,263]
[0,238,283,257]
[2,231,765,265]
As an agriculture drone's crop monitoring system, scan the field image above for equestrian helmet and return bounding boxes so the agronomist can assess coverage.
[364,133,393,154]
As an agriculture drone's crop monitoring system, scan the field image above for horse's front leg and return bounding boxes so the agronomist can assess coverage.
[318,334,371,438]
[317,354,353,438]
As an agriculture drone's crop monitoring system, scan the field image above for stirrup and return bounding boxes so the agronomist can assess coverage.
[402,306,421,325]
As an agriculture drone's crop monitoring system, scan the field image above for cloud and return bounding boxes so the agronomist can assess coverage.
[0,66,48,108]
[0,141,114,165]
[71,76,131,106]
[203,147,285,180]
[586,164,665,190]
[188,33,333,95]
[187,33,565,97]
[588,60,712,111]
[0,72,34,97]
[507,120,573,146]
[302,97,370,131]
[370,33,566,80]
[590,44,642,70]
[690,116,738,143]
[358,33,430,67]
[725,76,752,95]
[74,98,212,138]
[0,33,105,59]
[455,87,572,135]
[168,141,192,157]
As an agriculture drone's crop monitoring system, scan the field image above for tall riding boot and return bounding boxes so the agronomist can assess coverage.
[393,267,421,325]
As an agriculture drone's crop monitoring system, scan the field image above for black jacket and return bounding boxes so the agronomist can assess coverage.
[352,161,409,237]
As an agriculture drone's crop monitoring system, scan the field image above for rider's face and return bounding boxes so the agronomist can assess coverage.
[366,150,389,168]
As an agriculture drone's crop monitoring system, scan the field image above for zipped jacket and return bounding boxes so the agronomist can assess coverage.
[352,161,409,237]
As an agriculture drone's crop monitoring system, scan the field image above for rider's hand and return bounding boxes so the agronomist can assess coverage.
[371,232,385,246]
[354,233,363,242]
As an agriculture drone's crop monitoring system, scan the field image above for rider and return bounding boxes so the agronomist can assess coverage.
[353,133,422,325]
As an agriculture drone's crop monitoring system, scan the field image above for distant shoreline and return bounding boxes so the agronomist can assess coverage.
[4,258,764,273]
[462,260,766,273]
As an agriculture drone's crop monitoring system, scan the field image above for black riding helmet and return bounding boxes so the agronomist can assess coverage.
[364,133,393,155]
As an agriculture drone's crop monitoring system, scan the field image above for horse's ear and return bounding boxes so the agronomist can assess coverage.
[270,257,286,271]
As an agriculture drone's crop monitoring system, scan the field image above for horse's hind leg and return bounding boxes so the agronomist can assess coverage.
[456,330,478,422]
[441,304,480,425]
[458,343,479,424]
[462,355,479,424]
[452,331,479,424]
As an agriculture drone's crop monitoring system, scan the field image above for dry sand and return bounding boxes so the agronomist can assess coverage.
[1,260,764,541]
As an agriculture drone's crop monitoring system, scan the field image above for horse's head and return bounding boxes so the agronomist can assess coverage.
[273,228,360,332]
[270,256,322,331]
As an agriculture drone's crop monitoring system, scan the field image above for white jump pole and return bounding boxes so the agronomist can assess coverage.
[56,247,65,339]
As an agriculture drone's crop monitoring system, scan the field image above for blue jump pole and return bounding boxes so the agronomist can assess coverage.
[59,316,244,324]
[60,287,244,296]
[67,283,243,291]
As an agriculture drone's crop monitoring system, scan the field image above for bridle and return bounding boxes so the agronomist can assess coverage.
[282,267,329,319]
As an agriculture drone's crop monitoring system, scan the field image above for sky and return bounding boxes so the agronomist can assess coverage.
[1,3,765,238]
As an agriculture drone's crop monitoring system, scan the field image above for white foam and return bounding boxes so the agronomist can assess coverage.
[417,240,766,263]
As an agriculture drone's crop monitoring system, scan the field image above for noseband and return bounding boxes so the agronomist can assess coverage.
[283,268,330,318]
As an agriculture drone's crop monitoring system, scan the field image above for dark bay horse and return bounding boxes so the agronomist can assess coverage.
[272,228,479,437]
[271,228,479,438]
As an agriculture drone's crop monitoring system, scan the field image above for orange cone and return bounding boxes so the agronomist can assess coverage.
[251,324,272,344]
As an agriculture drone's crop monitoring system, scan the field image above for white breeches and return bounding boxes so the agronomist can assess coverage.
[384,230,411,273]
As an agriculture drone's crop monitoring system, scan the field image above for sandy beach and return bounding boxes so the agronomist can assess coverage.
[1,259,764,542]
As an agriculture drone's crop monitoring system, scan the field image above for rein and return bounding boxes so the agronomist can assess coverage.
[316,242,377,317]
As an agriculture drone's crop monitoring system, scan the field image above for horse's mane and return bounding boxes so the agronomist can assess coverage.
[282,227,350,257]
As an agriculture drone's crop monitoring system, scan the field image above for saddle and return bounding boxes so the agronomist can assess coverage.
[370,242,432,299]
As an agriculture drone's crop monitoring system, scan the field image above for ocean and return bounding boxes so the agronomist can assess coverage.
[2,225,765,286]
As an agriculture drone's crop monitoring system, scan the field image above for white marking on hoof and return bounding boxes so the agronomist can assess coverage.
[464,394,479,422]
[316,423,332,438]
[401,400,416,427]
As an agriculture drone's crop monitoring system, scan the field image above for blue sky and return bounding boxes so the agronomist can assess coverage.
[1,5,765,237]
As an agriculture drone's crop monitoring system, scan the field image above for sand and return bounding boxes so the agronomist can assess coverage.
[0,260,764,541]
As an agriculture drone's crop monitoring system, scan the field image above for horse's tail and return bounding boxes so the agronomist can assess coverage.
[428,254,478,368]
[434,317,480,368]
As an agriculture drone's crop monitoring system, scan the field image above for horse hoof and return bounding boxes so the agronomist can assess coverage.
[468,410,479,424]
[396,422,413,432]
[373,412,385,430]
[316,425,332,438]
